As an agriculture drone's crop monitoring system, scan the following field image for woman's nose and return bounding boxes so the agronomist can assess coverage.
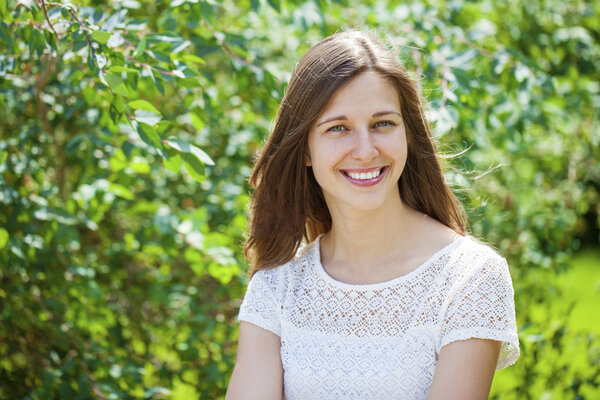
[351,128,378,161]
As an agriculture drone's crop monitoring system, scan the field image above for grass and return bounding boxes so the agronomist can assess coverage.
[553,248,600,332]
[490,246,600,399]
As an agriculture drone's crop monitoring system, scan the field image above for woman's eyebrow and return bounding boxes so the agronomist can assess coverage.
[316,115,347,127]
[372,111,402,118]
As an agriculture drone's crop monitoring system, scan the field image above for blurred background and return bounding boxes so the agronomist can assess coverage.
[0,0,598,398]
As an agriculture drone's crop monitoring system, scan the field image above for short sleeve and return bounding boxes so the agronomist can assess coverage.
[439,255,520,370]
[238,269,282,337]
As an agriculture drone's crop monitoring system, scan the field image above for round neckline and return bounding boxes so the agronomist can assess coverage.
[311,234,466,289]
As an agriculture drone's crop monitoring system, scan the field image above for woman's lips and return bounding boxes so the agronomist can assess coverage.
[340,166,387,186]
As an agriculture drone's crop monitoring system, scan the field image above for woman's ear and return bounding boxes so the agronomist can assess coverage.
[305,152,311,167]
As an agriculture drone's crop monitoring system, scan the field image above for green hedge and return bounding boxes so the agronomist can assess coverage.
[1,0,598,398]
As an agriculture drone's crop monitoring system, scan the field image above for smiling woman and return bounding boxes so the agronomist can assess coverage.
[226,30,519,400]
[307,71,407,214]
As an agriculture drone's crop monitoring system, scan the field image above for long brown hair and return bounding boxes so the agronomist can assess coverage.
[245,30,466,274]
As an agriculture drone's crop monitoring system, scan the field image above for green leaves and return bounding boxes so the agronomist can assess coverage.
[134,36,146,58]
[91,30,112,44]
[0,227,8,249]
[267,0,281,12]
[128,100,160,114]
[134,121,164,154]
[163,138,214,183]
[29,27,46,56]
[134,110,161,126]
[0,0,7,19]
[107,65,138,74]
[1,0,598,398]
[162,151,182,173]
[182,152,205,182]
[149,67,164,95]
[104,72,130,96]
[162,138,214,166]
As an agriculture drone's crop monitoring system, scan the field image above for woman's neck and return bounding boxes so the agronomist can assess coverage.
[321,196,427,274]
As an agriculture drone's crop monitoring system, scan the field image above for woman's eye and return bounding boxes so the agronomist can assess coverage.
[374,120,395,128]
[327,125,347,133]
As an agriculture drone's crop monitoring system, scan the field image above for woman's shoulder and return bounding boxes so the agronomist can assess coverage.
[445,235,510,280]
[251,238,320,285]
[457,235,506,263]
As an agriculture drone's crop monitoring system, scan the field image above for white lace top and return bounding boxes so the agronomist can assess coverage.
[238,235,519,399]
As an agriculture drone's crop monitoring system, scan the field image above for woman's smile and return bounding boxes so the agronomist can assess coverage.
[340,166,388,186]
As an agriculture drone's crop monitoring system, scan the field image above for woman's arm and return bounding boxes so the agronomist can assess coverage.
[427,338,502,400]
[226,321,284,400]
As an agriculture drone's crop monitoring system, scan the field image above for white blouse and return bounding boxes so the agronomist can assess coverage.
[238,235,519,399]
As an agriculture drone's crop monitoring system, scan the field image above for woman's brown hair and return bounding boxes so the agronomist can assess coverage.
[245,30,466,275]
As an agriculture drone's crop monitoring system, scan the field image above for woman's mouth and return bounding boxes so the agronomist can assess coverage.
[340,166,387,186]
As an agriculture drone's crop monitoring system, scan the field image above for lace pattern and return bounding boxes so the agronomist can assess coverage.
[238,236,519,399]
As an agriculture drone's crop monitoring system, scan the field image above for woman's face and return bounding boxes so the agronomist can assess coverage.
[307,71,407,215]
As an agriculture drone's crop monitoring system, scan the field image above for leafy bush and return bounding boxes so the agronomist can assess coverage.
[1,0,598,398]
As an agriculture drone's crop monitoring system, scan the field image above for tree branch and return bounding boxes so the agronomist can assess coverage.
[68,8,98,61]
[37,0,57,37]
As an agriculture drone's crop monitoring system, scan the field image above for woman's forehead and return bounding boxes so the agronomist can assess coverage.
[317,72,401,120]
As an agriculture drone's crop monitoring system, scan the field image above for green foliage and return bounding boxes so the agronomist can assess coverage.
[0,0,598,398]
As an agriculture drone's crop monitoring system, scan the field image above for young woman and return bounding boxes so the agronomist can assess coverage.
[226,30,519,400]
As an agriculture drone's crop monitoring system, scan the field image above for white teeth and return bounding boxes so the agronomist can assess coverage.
[347,169,381,180]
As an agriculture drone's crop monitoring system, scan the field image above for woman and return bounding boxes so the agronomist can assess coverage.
[226,30,519,399]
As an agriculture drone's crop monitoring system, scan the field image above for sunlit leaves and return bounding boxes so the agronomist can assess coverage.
[0,0,7,19]
[128,99,160,114]
[267,0,281,13]
[107,65,138,74]
[104,72,130,96]
[180,54,205,65]
[91,30,112,44]
[163,138,214,183]
[163,138,214,166]
[134,36,146,58]
[0,227,8,249]
[181,152,204,182]
[0,0,598,399]
[134,121,165,156]
[162,150,182,173]
[134,110,162,126]
[149,67,165,95]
